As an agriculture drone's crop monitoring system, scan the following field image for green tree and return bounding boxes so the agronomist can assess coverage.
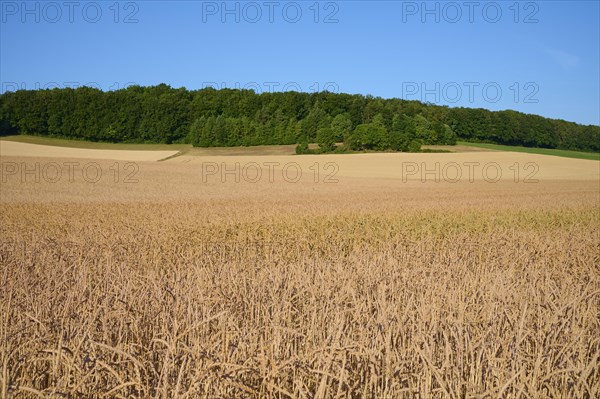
[188,117,205,146]
[331,113,353,142]
[316,127,336,153]
[408,140,422,152]
[414,114,436,144]
[198,116,217,147]
[303,106,331,141]
[352,123,389,151]
[1,86,598,152]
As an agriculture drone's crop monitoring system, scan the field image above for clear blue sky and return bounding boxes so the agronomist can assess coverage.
[1,1,599,125]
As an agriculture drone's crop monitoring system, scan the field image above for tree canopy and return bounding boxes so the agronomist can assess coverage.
[1,84,598,152]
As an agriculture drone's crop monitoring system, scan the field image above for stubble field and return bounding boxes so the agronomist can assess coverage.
[0,143,599,398]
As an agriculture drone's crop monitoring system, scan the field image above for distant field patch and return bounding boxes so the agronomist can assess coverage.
[169,151,600,181]
[0,140,179,161]
[458,141,600,160]
[0,135,191,151]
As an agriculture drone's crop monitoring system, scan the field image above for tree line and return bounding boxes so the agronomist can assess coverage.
[1,84,598,152]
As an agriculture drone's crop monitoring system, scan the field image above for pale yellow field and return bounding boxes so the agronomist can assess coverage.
[170,152,600,181]
[0,141,179,162]
[0,147,599,398]
[3,140,597,182]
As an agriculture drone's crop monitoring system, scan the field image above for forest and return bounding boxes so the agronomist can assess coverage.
[1,84,598,153]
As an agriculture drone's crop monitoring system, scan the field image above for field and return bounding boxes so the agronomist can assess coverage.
[0,142,599,398]
[0,141,179,162]
[4,135,598,160]
[0,136,305,157]
[0,135,191,152]
[457,141,600,161]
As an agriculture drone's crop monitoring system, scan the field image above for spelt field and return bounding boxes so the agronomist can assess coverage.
[0,146,599,398]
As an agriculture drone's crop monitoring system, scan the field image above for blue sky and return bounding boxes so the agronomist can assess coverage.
[1,1,599,125]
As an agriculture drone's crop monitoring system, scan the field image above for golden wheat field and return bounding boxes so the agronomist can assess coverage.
[0,144,599,398]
